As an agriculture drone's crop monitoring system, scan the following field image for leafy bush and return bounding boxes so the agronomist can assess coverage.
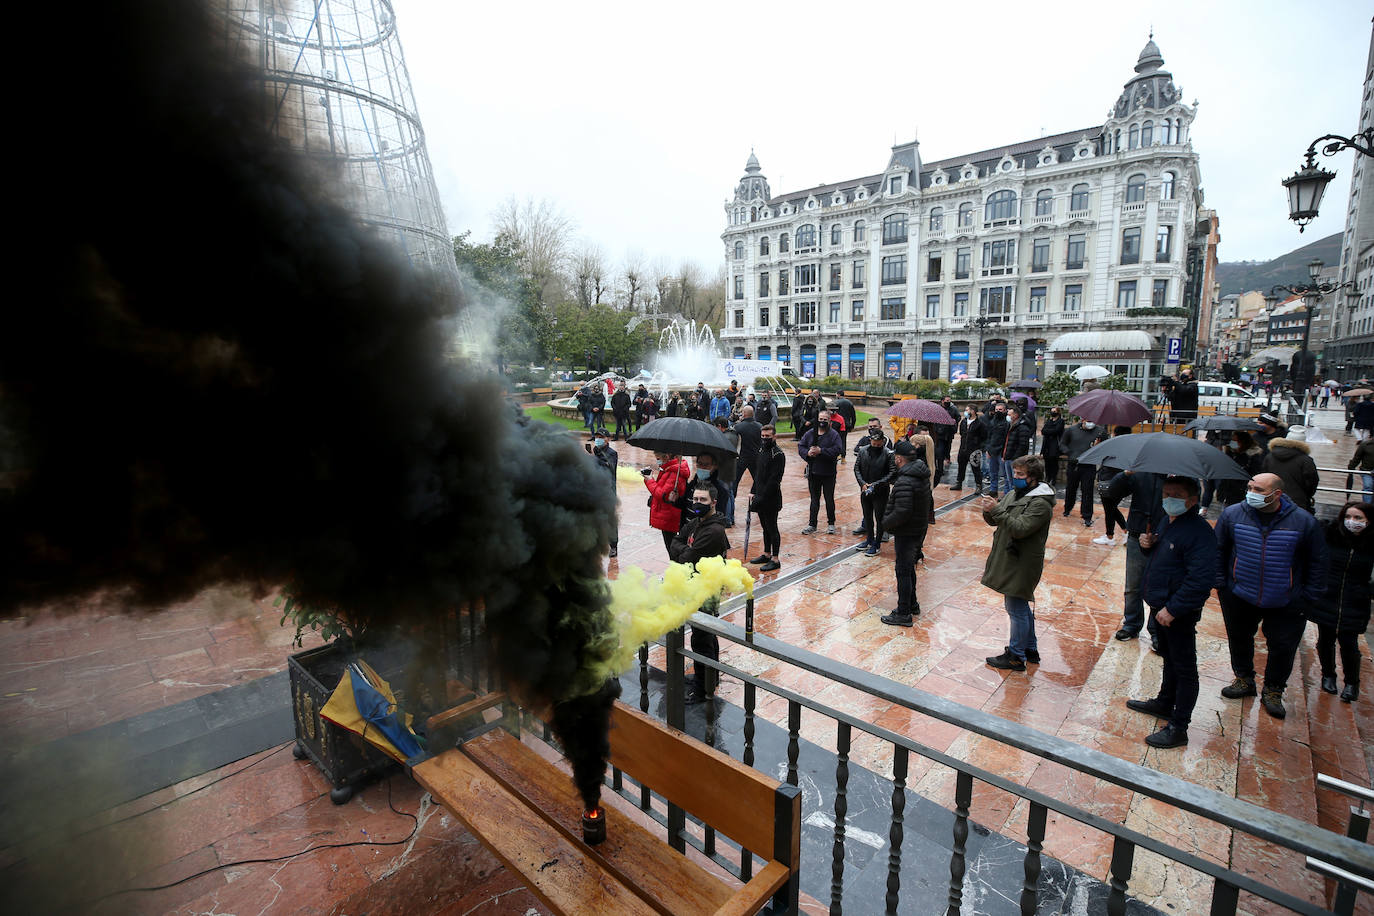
[1100,373,1130,391]
[820,375,847,390]
[1038,372,1080,408]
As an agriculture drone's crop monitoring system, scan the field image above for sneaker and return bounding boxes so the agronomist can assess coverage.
[880,611,913,628]
[883,534,893,542]
[1341,683,1359,702]
[854,541,869,551]
[1092,535,1114,545]
[1260,688,1286,719]
[1024,649,1040,664]
[750,554,770,565]
[1126,697,1172,717]
[1150,637,1162,656]
[1083,517,1093,528]
[1062,508,1071,518]
[1144,724,1188,749]
[826,525,837,535]
[1321,675,1338,694]
[851,525,867,535]
[760,560,780,571]
[864,546,879,557]
[1114,628,1139,641]
[801,525,817,535]
[1221,676,1257,699]
[985,651,1026,671]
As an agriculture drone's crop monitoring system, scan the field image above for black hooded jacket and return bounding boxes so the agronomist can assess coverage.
[882,459,932,538]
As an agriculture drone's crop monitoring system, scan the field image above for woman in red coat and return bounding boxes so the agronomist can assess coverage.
[644,452,690,552]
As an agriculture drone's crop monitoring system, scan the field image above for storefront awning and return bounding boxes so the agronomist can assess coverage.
[1047,331,1157,360]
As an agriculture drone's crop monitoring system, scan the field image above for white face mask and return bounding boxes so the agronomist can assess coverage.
[1082,422,1095,430]
[1345,518,1367,533]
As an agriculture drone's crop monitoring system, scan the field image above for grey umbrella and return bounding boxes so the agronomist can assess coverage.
[627,416,734,457]
[1182,416,1264,434]
[1077,432,1252,480]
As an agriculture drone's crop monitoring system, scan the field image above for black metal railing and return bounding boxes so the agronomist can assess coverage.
[623,597,1374,916]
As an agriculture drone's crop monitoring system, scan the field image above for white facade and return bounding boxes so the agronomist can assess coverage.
[1329,22,1374,376]
[718,39,1201,397]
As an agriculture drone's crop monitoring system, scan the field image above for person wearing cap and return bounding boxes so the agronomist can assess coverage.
[1215,472,1327,719]
[880,439,931,626]
[1124,476,1217,748]
[1169,371,1199,422]
[586,428,619,558]
[980,455,1056,670]
[1253,413,1288,453]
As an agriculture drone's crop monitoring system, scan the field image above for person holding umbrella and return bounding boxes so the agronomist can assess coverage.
[644,451,690,553]
[981,455,1055,671]
[1123,476,1218,748]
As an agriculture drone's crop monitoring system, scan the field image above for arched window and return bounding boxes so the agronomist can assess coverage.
[1114,129,1122,152]
[734,240,744,259]
[830,224,842,246]
[929,207,944,231]
[1035,189,1053,217]
[1128,124,1140,150]
[853,220,866,242]
[1070,183,1090,212]
[958,202,973,227]
[1126,174,1146,203]
[779,232,790,253]
[760,236,770,256]
[795,224,817,250]
[1161,171,1176,201]
[1141,120,1153,146]
[881,213,908,244]
[985,190,1017,222]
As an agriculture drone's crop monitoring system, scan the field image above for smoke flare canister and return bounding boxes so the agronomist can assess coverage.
[581,805,606,845]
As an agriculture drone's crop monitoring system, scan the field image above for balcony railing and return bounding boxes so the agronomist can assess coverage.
[1031,213,1054,225]
[620,577,1374,916]
[1122,201,1146,216]
[1067,207,1091,220]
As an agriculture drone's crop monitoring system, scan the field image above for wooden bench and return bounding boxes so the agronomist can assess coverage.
[411,700,801,915]
[531,387,555,402]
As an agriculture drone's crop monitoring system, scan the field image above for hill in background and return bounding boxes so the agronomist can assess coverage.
[1217,232,1342,297]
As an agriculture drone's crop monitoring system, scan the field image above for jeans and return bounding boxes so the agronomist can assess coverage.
[1121,535,1153,634]
[1363,473,1374,499]
[614,411,631,438]
[1155,608,1200,730]
[893,534,920,616]
[984,452,1005,495]
[807,474,837,526]
[1005,595,1038,660]
[581,406,593,429]
[1200,478,1216,509]
[1063,460,1095,520]
[860,485,890,546]
[1219,590,1307,691]
[1316,623,1362,684]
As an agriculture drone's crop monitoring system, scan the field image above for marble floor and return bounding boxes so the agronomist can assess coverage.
[1,403,1370,915]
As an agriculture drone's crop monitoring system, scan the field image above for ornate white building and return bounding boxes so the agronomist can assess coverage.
[718,39,1209,397]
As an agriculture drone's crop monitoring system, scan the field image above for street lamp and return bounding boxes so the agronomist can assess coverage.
[1271,258,1353,418]
[1283,129,1374,231]
[963,306,996,378]
[774,320,797,376]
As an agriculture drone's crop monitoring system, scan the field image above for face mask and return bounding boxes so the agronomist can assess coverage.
[1011,477,1029,490]
[1345,518,1367,533]
[1082,422,1095,430]
[656,459,666,469]
[594,438,606,449]
[695,468,712,481]
[761,438,775,446]
[689,502,709,517]
[1245,491,1270,509]
[1161,497,1188,517]
[818,421,830,430]
[869,439,885,449]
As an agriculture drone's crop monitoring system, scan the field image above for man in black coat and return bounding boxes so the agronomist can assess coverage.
[1168,371,1199,421]
[587,427,619,558]
[1039,408,1065,489]
[854,426,897,556]
[982,402,1011,497]
[669,484,731,703]
[1001,406,1034,464]
[732,406,763,500]
[610,385,632,440]
[931,395,958,481]
[832,395,857,456]
[755,391,778,427]
[797,409,843,534]
[1124,477,1218,748]
[587,386,606,431]
[749,425,786,571]
[952,406,986,492]
[880,440,931,627]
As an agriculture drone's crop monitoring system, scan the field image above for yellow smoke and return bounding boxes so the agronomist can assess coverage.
[616,465,648,486]
[593,556,754,681]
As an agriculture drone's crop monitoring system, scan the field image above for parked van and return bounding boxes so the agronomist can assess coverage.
[1194,381,1266,414]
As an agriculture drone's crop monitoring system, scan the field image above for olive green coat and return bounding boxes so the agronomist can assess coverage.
[980,483,1056,600]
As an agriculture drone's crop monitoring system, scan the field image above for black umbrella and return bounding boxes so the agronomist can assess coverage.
[1182,416,1264,434]
[1077,432,1252,480]
[1009,378,1042,390]
[627,416,733,457]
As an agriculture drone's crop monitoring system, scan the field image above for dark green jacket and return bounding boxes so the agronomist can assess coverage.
[980,483,1055,600]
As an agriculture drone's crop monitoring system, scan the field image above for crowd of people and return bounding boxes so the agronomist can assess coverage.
[588,381,1370,733]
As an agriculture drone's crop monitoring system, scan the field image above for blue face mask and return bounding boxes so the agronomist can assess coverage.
[1011,477,1029,490]
[594,438,606,449]
[1161,496,1188,516]
[1245,491,1270,509]
[695,468,712,481]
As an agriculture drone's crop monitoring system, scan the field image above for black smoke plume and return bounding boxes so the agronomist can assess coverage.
[2,0,617,830]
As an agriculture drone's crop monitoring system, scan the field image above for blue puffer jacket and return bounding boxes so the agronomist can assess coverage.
[1215,496,1327,608]
[1142,508,1218,614]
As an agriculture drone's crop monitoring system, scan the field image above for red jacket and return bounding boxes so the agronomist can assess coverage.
[645,457,690,532]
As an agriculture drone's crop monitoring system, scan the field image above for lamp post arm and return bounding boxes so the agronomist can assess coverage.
[1305,129,1374,163]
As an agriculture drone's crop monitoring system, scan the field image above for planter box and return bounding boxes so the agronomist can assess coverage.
[288,642,401,804]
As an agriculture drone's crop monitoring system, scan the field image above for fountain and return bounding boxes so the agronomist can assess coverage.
[546,319,803,423]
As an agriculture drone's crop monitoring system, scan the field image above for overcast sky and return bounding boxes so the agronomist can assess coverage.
[399,0,1371,274]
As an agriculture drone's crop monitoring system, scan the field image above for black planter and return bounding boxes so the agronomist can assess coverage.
[288,642,400,804]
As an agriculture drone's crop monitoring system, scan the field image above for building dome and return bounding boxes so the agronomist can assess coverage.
[735,149,770,202]
[744,149,762,173]
[1135,38,1164,73]
[1112,36,1180,117]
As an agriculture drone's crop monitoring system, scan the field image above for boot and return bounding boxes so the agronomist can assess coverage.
[1341,682,1359,702]
[1321,675,1338,694]
[1221,676,1257,699]
[1260,687,1286,719]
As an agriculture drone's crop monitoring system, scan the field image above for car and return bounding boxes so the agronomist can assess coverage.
[1194,381,1266,414]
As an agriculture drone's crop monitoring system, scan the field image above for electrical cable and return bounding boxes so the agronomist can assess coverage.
[88,774,419,902]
